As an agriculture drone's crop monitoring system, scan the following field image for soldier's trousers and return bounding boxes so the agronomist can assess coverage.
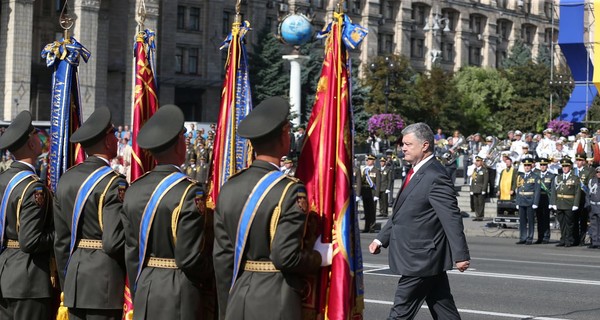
[379,191,389,216]
[573,207,589,245]
[361,187,376,232]
[473,193,485,218]
[589,211,600,246]
[0,297,50,320]
[519,205,535,242]
[556,209,575,246]
[487,168,496,197]
[536,195,551,242]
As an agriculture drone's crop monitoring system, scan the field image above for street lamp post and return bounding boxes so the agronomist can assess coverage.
[370,56,394,114]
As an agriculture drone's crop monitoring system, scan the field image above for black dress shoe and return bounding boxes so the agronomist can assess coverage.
[515,240,526,244]
[542,240,549,244]
[526,241,533,245]
[565,244,572,247]
[556,243,565,247]
[588,245,599,249]
[534,240,542,244]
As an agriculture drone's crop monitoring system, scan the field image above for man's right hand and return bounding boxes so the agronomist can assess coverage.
[369,240,381,254]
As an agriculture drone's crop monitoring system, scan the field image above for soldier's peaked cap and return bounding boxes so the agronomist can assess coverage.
[71,107,112,144]
[0,110,34,151]
[238,97,289,139]
[538,157,550,165]
[137,104,185,151]
[560,157,573,166]
[522,158,534,165]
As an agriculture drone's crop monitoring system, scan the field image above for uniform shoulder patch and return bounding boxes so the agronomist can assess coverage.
[194,189,206,215]
[117,181,128,203]
[296,186,308,214]
[33,186,45,207]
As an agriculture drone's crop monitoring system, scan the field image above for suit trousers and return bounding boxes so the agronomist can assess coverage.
[68,308,123,320]
[556,209,575,246]
[0,298,50,320]
[536,195,550,242]
[573,207,589,245]
[589,212,600,246]
[518,205,535,242]
[388,272,461,320]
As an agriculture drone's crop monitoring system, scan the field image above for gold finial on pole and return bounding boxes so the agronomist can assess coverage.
[59,0,74,39]
[235,0,242,24]
[136,0,147,29]
[336,0,345,13]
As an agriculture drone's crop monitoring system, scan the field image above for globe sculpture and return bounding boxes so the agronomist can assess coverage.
[279,14,313,46]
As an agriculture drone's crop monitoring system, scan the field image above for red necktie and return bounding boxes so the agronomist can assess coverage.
[402,168,414,190]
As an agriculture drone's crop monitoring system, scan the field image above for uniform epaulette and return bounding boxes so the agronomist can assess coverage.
[283,175,301,183]
[112,168,126,179]
[129,171,152,186]
[64,162,84,173]
[227,167,249,181]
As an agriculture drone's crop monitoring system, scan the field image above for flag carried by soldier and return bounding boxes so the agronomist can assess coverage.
[41,35,88,192]
[295,8,367,320]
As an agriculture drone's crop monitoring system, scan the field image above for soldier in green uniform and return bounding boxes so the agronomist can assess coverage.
[515,158,541,245]
[573,153,593,245]
[470,156,489,221]
[534,158,555,244]
[53,107,128,319]
[213,97,331,320]
[120,105,212,320]
[0,111,54,320]
[550,157,581,247]
[359,155,381,232]
[378,157,393,218]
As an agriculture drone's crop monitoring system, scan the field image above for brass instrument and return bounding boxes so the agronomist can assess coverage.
[442,135,466,164]
[483,136,498,168]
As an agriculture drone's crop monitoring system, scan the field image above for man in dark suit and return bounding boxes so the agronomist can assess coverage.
[369,122,470,320]
[53,107,128,320]
[121,105,213,320]
[214,97,330,320]
[0,111,54,320]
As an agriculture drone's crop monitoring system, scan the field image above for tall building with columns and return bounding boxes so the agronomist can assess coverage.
[0,0,559,124]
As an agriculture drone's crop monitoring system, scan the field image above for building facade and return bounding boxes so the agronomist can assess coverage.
[0,0,560,125]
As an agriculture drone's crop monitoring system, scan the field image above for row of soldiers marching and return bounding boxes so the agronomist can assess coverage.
[0,106,216,320]
[490,152,600,248]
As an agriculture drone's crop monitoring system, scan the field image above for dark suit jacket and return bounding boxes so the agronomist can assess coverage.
[0,162,54,299]
[377,157,470,277]
[214,160,321,320]
[54,156,127,309]
[121,165,211,320]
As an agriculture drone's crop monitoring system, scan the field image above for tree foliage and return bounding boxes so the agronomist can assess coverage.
[413,67,465,130]
[248,27,289,106]
[501,39,532,69]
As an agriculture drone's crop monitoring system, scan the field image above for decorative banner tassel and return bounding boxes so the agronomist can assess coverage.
[56,292,69,320]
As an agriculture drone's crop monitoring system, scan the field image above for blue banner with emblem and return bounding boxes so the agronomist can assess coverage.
[231,170,286,289]
[41,37,90,192]
[0,171,35,252]
[136,172,188,289]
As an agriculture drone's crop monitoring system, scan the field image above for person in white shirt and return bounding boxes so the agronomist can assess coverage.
[536,128,556,159]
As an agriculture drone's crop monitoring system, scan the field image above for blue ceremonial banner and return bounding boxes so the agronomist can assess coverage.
[41,37,90,192]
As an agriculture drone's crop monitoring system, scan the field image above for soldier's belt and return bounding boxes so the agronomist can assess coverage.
[557,194,575,199]
[520,192,534,196]
[76,239,103,249]
[6,239,19,249]
[147,257,178,269]
[243,260,279,273]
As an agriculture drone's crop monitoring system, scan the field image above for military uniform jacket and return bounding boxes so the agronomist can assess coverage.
[214,160,321,320]
[361,166,381,195]
[470,166,488,194]
[534,169,555,198]
[380,165,393,192]
[53,156,128,309]
[121,164,210,320]
[550,172,581,210]
[0,162,53,299]
[586,177,600,214]
[515,172,541,207]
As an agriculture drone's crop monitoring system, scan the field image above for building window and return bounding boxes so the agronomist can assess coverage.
[352,0,361,14]
[544,1,553,19]
[441,42,454,63]
[189,7,200,31]
[521,24,536,44]
[468,46,482,66]
[412,4,427,27]
[223,11,232,36]
[544,28,554,43]
[177,6,186,30]
[442,10,457,31]
[410,38,424,58]
[384,34,393,54]
[497,20,511,40]
[497,0,507,9]
[469,14,485,34]
[496,50,507,68]
[384,1,393,20]
[188,48,199,74]
[312,0,324,9]
[175,47,183,73]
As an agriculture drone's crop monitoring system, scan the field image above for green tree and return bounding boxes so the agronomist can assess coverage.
[501,39,532,69]
[248,27,289,105]
[299,41,324,124]
[363,55,418,122]
[351,61,372,144]
[453,67,514,135]
[537,45,552,67]
[413,67,465,130]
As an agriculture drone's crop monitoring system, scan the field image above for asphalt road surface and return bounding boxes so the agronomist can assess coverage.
[361,234,600,320]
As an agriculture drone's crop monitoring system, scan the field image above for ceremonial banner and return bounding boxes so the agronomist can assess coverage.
[296,12,366,320]
[207,19,253,208]
[131,29,159,181]
[41,37,88,192]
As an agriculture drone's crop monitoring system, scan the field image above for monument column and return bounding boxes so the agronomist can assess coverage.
[0,0,35,120]
[282,53,309,127]
[73,0,101,119]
